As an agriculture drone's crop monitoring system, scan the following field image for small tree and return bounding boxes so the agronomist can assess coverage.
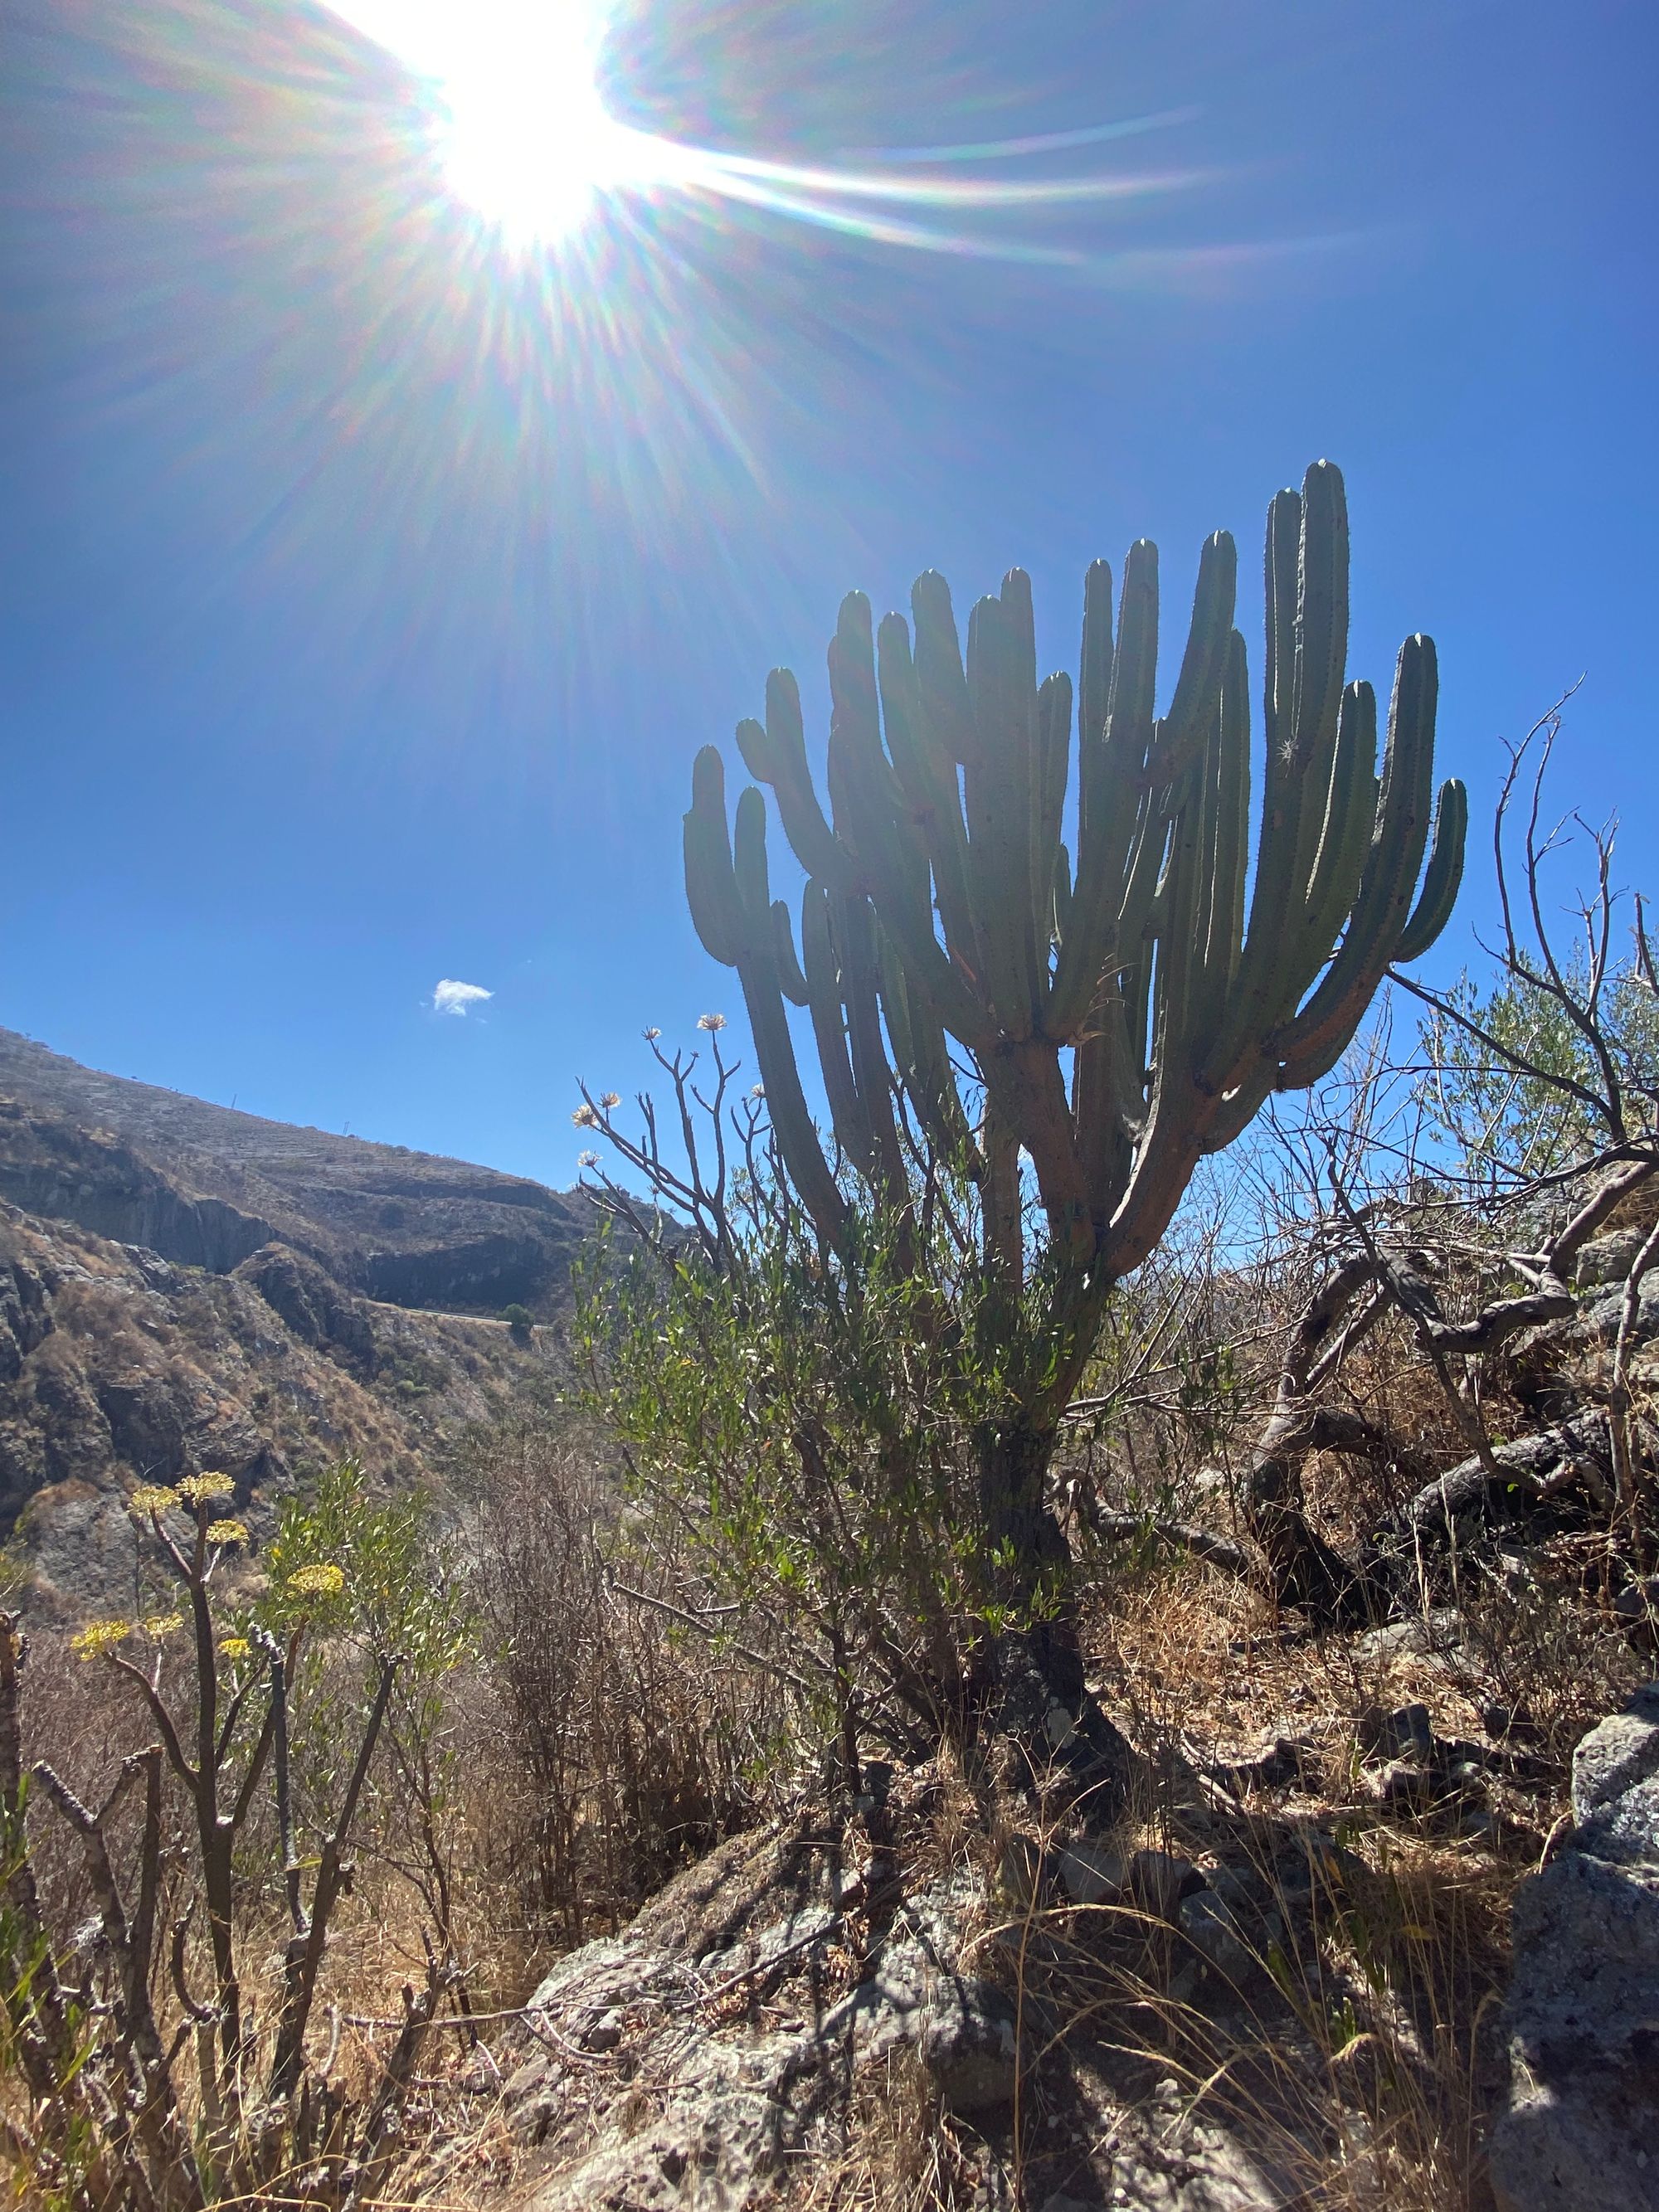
[577,1036,1029,1777]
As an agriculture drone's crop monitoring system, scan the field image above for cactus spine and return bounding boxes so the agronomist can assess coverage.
[686,461,1464,1305]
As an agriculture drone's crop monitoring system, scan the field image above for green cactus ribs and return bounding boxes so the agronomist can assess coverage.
[684,459,1466,1300]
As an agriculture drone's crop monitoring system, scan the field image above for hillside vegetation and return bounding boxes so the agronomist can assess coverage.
[2,474,1657,2212]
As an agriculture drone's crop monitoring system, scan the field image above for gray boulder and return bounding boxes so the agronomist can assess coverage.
[915,1976,1023,2113]
[1487,1684,1659,2212]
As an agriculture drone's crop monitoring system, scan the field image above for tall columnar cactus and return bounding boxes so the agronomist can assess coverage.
[686,463,1464,1311]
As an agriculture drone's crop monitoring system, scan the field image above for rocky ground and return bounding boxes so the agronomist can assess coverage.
[386,1646,1659,2212]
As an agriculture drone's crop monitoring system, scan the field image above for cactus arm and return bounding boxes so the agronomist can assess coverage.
[1140,530,1238,791]
[1272,634,1442,1086]
[836,891,911,1200]
[849,790,990,1048]
[734,671,849,889]
[800,880,876,1180]
[1278,470,1353,933]
[1076,557,1115,853]
[732,785,774,919]
[997,569,1048,1025]
[1151,766,1210,1094]
[771,900,810,1006]
[736,957,849,1247]
[1117,790,1168,1084]
[1100,1002,1207,1280]
[684,746,747,966]
[825,593,990,1048]
[877,928,976,1169]
[1048,540,1160,1038]
[1197,489,1316,1090]
[1053,839,1074,949]
[964,593,1039,1036]
[1263,485,1302,766]
[1287,678,1377,1002]
[827,591,900,853]
[910,568,976,767]
[1204,630,1252,994]
[1186,664,1249,1053]
[687,775,851,1225]
[1036,672,1073,960]
[876,610,978,968]
[1393,777,1468,964]
[1289,462,1350,778]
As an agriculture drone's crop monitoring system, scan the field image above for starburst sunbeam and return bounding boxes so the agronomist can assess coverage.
[325,0,1202,255]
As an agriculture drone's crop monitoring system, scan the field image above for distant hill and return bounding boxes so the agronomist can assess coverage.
[0,1028,595,1314]
[0,1030,598,1616]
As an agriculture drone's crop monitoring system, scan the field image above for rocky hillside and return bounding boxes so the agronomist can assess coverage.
[0,1029,594,1314]
[0,1029,596,1616]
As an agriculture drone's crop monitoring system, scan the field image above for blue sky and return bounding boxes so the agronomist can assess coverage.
[2,0,1654,1186]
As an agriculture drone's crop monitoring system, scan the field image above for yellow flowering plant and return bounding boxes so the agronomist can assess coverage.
[177,1471,236,1505]
[284,1561,346,1604]
[70,1619,132,1661]
[19,1454,422,2193]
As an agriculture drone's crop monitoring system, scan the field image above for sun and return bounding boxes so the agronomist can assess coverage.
[433,12,658,245]
[328,2,1195,260]
[330,1,669,246]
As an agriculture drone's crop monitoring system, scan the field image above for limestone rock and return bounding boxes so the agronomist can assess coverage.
[1570,1681,1659,1865]
[1128,1849,1204,1923]
[915,1976,1022,2113]
[1056,1840,1126,1907]
[1488,1684,1659,2212]
[1179,1891,1255,1986]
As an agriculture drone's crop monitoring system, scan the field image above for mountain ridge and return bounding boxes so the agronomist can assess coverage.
[0,1028,596,1616]
[0,1027,594,1315]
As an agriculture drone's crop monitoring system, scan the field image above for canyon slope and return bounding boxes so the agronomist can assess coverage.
[0,1029,596,1614]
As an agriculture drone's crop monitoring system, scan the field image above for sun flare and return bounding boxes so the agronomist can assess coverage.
[329,0,668,244]
[327,0,1201,260]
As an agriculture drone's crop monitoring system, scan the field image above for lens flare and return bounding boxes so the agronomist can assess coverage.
[324,0,1203,257]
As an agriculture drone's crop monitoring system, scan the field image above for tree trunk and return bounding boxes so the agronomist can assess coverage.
[975,1414,1132,1818]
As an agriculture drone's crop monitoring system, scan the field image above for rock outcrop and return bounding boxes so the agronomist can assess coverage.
[1488,1682,1659,2212]
[485,1789,1311,2212]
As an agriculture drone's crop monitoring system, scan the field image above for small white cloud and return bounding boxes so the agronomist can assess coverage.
[433,979,493,1018]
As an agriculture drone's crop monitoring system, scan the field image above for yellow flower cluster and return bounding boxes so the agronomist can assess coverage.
[71,1620,132,1660]
[697,1013,727,1032]
[177,1471,236,1505]
[141,1612,184,1640]
[285,1563,345,1601]
[206,1519,249,1548]
[218,1636,252,1661]
[129,1484,178,1517]
[572,1102,601,1128]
